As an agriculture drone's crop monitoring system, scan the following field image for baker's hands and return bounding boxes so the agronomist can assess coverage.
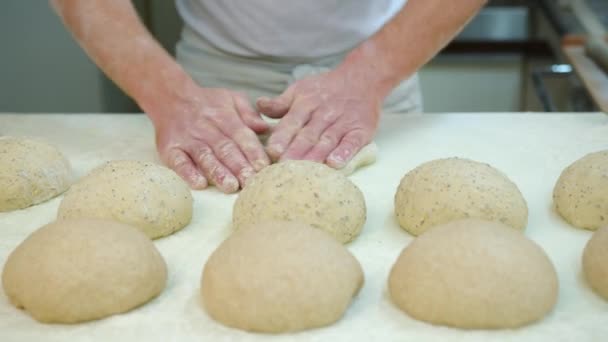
[256,68,383,169]
[151,86,270,193]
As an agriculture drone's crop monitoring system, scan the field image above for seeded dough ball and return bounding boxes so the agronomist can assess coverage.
[233,160,366,243]
[1,219,167,323]
[58,160,193,239]
[554,150,608,230]
[201,221,364,333]
[583,226,608,300]
[0,137,72,212]
[394,157,528,236]
[388,219,558,329]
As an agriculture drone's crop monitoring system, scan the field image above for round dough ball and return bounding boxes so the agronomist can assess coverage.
[388,219,558,329]
[233,160,366,243]
[201,220,364,333]
[394,157,528,236]
[0,137,72,212]
[58,160,193,239]
[583,226,608,300]
[1,218,167,323]
[554,150,608,230]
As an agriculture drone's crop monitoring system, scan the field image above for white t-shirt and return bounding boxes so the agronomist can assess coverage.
[175,0,407,59]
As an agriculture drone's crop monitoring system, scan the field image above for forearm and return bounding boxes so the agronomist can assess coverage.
[50,0,196,120]
[338,0,487,98]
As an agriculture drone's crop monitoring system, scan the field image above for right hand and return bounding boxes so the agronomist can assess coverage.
[149,86,270,193]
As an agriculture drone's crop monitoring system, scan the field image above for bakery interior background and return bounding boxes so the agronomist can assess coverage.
[0,0,607,114]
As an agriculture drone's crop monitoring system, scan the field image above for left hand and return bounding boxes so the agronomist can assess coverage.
[256,68,383,169]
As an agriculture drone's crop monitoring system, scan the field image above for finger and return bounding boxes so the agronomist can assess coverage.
[204,108,269,172]
[165,148,208,190]
[191,144,240,193]
[233,94,269,134]
[210,135,257,188]
[281,108,340,161]
[231,127,271,172]
[303,124,342,163]
[327,129,370,169]
[265,101,316,161]
[256,85,295,119]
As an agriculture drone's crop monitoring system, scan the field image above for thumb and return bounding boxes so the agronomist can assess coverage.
[256,85,295,119]
[233,94,269,134]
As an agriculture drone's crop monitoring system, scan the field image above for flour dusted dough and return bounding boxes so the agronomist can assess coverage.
[233,160,366,243]
[388,219,558,329]
[58,160,193,239]
[338,142,377,176]
[394,157,528,236]
[201,221,364,333]
[1,219,167,323]
[583,226,608,300]
[259,130,377,176]
[0,137,72,212]
[554,150,608,230]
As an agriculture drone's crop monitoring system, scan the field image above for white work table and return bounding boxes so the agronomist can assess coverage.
[0,112,607,341]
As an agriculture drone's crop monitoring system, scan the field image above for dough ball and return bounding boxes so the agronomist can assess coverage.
[233,160,366,243]
[58,160,193,239]
[0,137,72,212]
[394,157,528,236]
[554,150,608,230]
[1,218,167,323]
[201,221,364,333]
[388,219,558,329]
[583,226,608,300]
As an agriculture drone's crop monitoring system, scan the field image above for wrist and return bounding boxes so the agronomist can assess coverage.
[337,40,401,101]
[137,67,200,126]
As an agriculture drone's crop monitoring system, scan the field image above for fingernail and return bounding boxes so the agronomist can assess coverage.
[253,159,268,171]
[327,158,345,169]
[267,144,284,158]
[327,152,348,169]
[221,175,239,193]
[193,174,208,189]
[240,168,255,182]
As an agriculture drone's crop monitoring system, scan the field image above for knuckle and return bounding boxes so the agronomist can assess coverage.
[214,139,238,160]
[207,164,224,181]
[319,133,339,146]
[341,138,360,150]
[267,134,289,149]
[195,147,214,165]
[317,109,338,124]
[203,108,221,121]
[172,155,190,169]
[166,149,188,167]
[232,128,257,142]
[284,111,309,128]
[294,131,317,146]
[240,141,265,159]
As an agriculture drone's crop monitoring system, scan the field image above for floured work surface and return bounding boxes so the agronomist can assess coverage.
[1,113,608,341]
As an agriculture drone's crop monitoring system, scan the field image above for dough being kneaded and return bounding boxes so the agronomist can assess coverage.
[388,219,558,329]
[258,129,377,176]
[0,137,72,212]
[1,218,167,323]
[58,160,193,239]
[394,157,528,236]
[201,221,364,333]
[554,150,608,230]
[233,160,366,243]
